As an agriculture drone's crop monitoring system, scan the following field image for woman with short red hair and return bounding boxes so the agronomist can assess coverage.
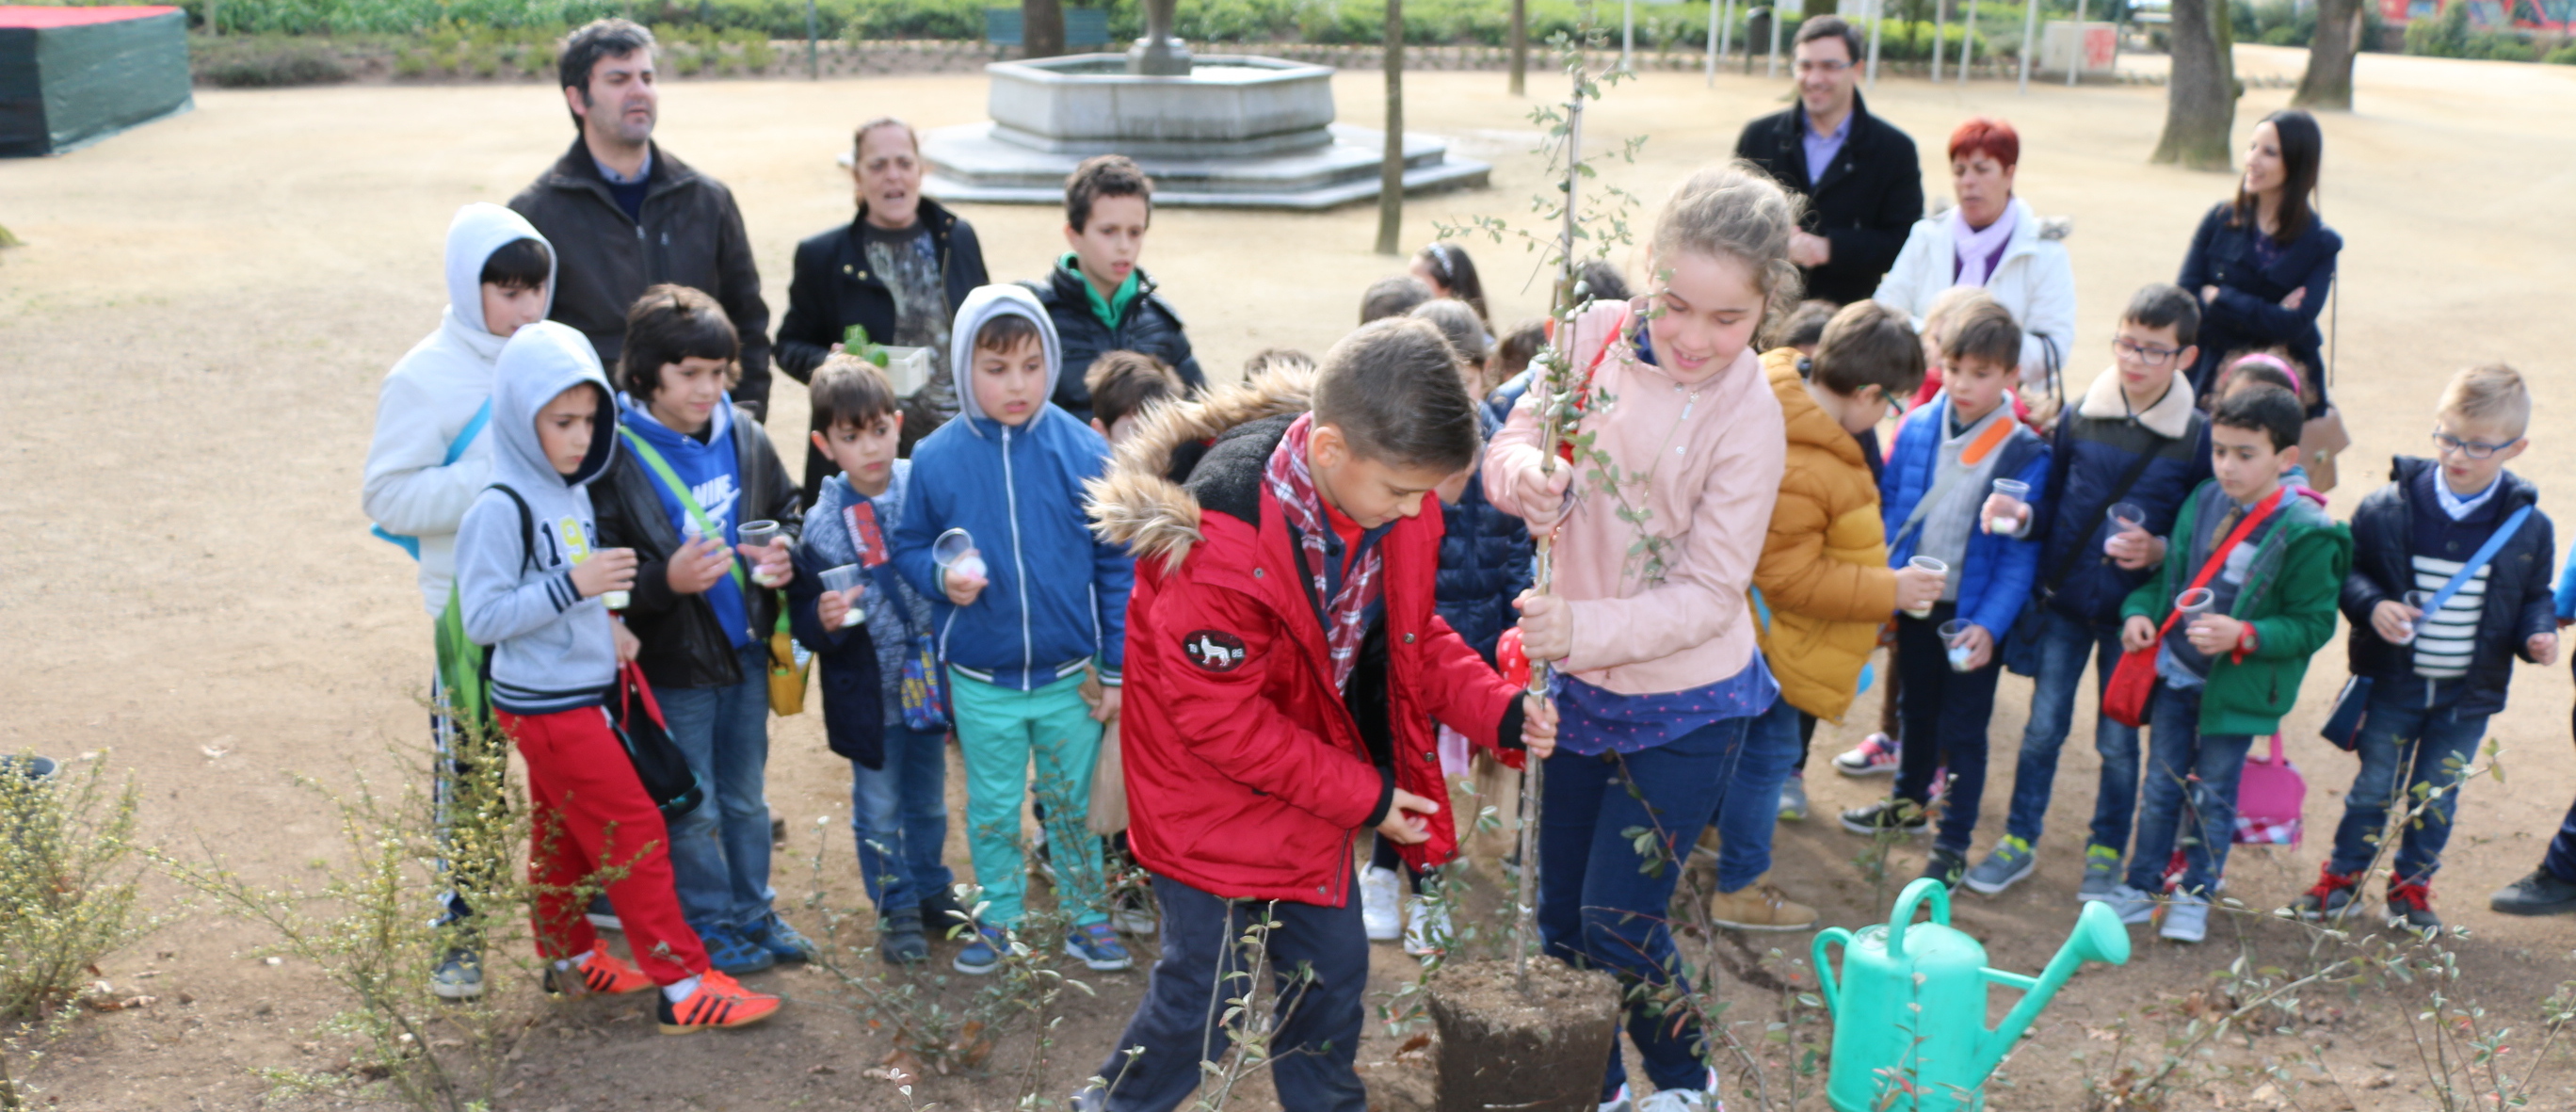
[1872,116,2076,401]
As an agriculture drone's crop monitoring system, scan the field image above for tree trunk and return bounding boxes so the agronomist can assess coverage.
[2150,0,2237,170]
[1022,0,1066,58]
[1508,0,1527,95]
[2292,0,2362,110]
[1377,0,1405,255]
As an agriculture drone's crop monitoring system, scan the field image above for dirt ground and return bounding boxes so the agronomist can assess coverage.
[7,40,2576,1112]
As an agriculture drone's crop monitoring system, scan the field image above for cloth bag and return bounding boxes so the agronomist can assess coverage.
[1080,670,1127,835]
[2234,732,2305,846]
[2103,489,2285,728]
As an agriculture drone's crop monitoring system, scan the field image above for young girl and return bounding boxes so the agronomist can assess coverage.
[1485,166,1796,1112]
[2212,349,2322,498]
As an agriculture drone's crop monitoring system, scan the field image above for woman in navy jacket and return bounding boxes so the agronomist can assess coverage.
[2177,108,2341,412]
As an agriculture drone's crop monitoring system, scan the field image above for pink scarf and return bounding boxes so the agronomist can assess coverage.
[1264,413,1382,691]
[1947,200,2018,289]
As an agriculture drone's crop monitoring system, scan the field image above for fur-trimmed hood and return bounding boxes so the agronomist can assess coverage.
[1087,364,1317,572]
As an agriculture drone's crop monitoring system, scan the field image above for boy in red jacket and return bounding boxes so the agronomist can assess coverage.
[1078,319,1557,1112]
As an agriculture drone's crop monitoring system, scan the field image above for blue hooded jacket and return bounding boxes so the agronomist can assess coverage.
[1880,394,2052,640]
[891,285,1134,690]
[1435,406,1534,664]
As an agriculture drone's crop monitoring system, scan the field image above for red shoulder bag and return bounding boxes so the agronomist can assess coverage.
[2101,489,2285,728]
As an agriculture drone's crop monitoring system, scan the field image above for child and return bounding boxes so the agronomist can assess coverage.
[1487,165,1795,1111]
[1359,274,1435,324]
[1079,319,1552,1112]
[1733,301,1940,930]
[1839,298,2052,893]
[1482,317,1549,419]
[456,319,780,1035]
[1968,283,2213,900]
[1410,241,1489,323]
[2298,365,2554,930]
[785,356,960,965]
[2107,384,2350,943]
[2211,350,2321,493]
[361,202,554,1000]
[1768,298,1838,357]
[591,285,810,975]
[891,285,1135,975]
[1025,155,1206,424]
[1086,349,1183,445]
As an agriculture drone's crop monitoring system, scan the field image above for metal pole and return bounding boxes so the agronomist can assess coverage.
[806,0,820,79]
[1718,0,1736,73]
[1934,0,1948,81]
[1768,3,1780,77]
[1622,0,1635,72]
[2069,0,2086,85]
[1865,0,1885,86]
[1707,0,1721,84]
[1959,0,1977,81]
[2018,0,2037,91]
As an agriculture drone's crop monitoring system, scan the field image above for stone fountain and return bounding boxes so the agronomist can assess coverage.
[922,0,1489,209]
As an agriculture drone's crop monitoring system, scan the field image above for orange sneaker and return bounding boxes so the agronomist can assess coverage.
[543,943,654,998]
[656,970,780,1035]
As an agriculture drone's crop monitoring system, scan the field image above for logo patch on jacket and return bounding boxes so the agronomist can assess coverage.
[1182,630,1248,672]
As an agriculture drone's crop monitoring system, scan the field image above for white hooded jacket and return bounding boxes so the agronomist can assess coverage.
[362,202,556,615]
[1870,195,2076,396]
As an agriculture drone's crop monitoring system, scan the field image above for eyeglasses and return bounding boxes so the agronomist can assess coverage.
[1794,59,1850,75]
[2113,337,2183,364]
[2431,427,2521,459]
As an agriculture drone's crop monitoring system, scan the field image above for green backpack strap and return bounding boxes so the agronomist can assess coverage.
[617,426,747,593]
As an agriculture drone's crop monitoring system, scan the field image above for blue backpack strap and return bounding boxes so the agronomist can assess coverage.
[371,397,496,560]
[2425,505,2534,614]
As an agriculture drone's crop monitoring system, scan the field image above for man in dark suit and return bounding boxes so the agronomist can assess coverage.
[1733,16,1924,307]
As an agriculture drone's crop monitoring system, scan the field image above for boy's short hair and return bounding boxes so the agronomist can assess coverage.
[557,19,654,129]
[2212,384,2305,453]
[1243,347,1316,379]
[1493,318,1548,381]
[2439,363,2532,438]
[1360,275,1435,324]
[1769,298,1838,351]
[974,313,1044,354]
[1576,258,1633,303]
[1086,350,1183,429]
[1065,154,1152,233]
[809,354,900,435]
[1940,299,2021,371]
[1409,298,1489,367]
[1313,318,1482,473]
[2122,282,2202,347]
[480,237,553,291]
[2214,349,2306,405]
[1811,301,1925,400]
[621,283,739,397]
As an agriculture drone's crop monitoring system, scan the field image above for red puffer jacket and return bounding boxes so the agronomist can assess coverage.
[1087,367,1523,907]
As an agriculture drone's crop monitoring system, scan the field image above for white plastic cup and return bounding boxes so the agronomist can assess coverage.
[1938,620,1976,672]
[604,589,630,610]
[2398,588,2436,645]
[1988,478,2032,538]
[934,527,986,585]
[820,564,866,627]
[737,520,782,587]
[2104,502,2147,556]
[1904,556,1947,620]
[2177,588,2216,617]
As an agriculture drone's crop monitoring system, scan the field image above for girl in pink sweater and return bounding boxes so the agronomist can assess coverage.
[1484,164,1797,1111]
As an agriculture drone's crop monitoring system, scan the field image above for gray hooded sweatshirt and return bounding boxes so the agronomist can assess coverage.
[456,320,623,715]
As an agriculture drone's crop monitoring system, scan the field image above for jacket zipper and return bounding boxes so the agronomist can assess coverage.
[1002,424,1034,687]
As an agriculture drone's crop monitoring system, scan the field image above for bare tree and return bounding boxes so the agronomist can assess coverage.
[1022,0,1066,58]
[1377,0,1406,254]
[2151,0,2238,170]
[2292,0,2364,110]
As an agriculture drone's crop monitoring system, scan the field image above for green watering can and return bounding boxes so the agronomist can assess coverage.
[1813,878,2131,1111]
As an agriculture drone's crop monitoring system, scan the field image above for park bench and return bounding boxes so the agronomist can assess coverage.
[983,8,1113,49]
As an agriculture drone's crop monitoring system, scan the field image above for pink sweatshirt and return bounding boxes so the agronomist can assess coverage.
[1484,300,1786,696]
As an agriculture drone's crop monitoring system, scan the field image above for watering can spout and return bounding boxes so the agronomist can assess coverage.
[1972,900,2132,1080]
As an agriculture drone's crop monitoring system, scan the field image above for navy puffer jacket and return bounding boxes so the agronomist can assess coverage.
[2032,376,2213,628]
[1435,407,1534,664]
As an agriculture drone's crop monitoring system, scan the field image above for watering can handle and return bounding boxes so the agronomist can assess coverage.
[1886,877,1953,961]
[1811,927,1851,1017]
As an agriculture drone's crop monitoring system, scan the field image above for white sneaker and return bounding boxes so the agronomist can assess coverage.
[1402,897,1451,957]
[1360,866,1402,942]
[2159,894,2210,943]
[1637,1088,1718,1112]
[2105,882,2158,926]
[1599,1085,1634,1112]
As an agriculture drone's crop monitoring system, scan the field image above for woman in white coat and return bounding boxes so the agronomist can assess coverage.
[1873,117,2075,399]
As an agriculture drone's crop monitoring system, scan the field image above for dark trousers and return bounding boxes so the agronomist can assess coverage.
[1892,606,2003,854]
[1094,872,1370,1112]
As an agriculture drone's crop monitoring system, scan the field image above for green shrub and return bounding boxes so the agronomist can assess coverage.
[0,754,158,1024]
[394,47,429,75]
[194,36,353,86]
[2549,40,2576,64]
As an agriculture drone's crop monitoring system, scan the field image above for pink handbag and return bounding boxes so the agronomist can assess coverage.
[2234,732,2306,846]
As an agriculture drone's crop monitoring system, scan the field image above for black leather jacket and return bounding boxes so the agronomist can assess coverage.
[1021,263,1207,426]
[592,405,804,690]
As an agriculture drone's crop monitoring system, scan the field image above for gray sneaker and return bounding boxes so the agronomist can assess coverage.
[430,947,483,1001]
[1963,836,2037,895]
[1777,775,1811,822]
[2075,845,2123,903]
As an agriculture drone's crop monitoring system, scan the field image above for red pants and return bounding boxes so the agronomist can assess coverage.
[499,706,709,986]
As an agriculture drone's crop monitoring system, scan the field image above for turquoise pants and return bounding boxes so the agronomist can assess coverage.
[948,669,1109,929]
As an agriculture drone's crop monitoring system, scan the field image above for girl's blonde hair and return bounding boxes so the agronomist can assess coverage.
[1650,162,1805,330]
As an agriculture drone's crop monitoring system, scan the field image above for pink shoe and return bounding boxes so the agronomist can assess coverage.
[1832,733,1901,777]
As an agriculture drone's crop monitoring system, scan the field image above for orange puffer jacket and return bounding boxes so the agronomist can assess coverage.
[1751,348,1898,722]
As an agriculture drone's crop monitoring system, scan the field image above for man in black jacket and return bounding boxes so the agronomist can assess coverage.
[1732,17,1924,307]
[1021,155,1206,426]
[509,19,775,420]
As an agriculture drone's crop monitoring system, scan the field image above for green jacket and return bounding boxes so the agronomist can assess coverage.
[2121,481,2353,736]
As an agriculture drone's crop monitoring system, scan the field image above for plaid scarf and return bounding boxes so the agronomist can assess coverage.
[1264,413,1382,691]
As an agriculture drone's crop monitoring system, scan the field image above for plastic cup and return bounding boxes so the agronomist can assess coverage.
[934,527,986,584]
[2177,588,2216,616]
[1988,478,2032,537]
[737,521,782,586]
[1904,556,1947,619]
[1938,620,1976,672]
[820,565,866,627]
[2398,588,2436,645]
[2103,502,2147,556]
[604,589,630,610]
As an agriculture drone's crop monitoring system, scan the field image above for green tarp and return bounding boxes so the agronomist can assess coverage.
[1,6,193,157]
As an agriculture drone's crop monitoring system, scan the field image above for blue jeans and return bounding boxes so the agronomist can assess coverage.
[2326,675,2490,885]
[1892,607,2001,854]
[2003,607,2143,855]
[852,723,956,913]
[2124,682,2253,895]
[660,641,776,935]
[1541,717,1747,1101]
[1711,697,1802,892]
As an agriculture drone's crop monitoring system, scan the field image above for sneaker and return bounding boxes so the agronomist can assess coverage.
[1066,922,1135,971]
[2490,868,2576,916]
[543,943,654,997]
[431,947,483,1001]
[1921,847,1968,892]
[2386,881,2441,933]
[1776,774,1810,822]
[1832,733,1901,777]
[656,970,781,1035]
[1599,1084,1634,1112]
[1963,836,2037,896]
[1403,896,1453,956]
[1110,887,1159,935]
[2075,845,2123,903]
[1707,883,1817,932]
[1030,824,1057,884]
[953,925,1009,975]
[919,888,973,938]
[1636,1088,1716,1112]
[700,924,779,975]
[2289,865,2360,922]
[2105,882,2158,926]
[1070,1085,1108,1112]
[1360,865,1404,942]
[748,913,817,963]
[877,907,928,966]
[2160,894,2210,943]
[1839,799,1928,838]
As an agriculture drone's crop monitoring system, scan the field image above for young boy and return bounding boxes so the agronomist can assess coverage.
[591,285,810,975]
[1077,318,1554,1112]
[1736,302,1941,929]
[891,285,1135,975]
[1840,299,2051,892]
[2299,364,2555,930]
[1086,349,1183,445]
[362,202,554,1000]
[2107,384,2350,943]
[456,320,780,1035]
[1358,274,1434,324]
[785,356,961,964]
[1966,284,2214,900]
[1024,155,1206,425]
